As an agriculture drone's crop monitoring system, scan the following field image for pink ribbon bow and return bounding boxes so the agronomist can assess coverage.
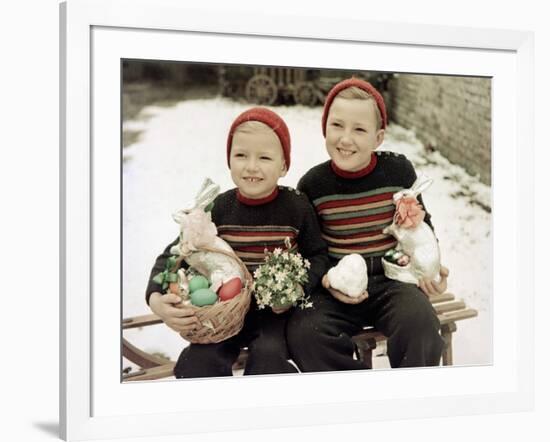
[394,196,426,228]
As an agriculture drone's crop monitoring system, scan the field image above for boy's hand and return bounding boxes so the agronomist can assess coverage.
[322,274,369,304]
[148,292,201,333]
[418,265,449,297]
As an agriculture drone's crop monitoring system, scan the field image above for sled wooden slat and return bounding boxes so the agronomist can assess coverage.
[123,362,176,381]
[433,300,466,314]
[426,293,455,303]
[439,308,478,326]
[123,314,163,329]
[122,338,170,369]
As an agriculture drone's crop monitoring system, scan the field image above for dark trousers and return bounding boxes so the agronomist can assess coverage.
[173,308,298,378]
[286,274,444,371]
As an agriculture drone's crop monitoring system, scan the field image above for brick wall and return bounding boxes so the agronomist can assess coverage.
[388,75,491,185]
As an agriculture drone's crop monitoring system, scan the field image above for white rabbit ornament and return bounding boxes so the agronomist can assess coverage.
[382,175,441,285]
[170,178,244,292]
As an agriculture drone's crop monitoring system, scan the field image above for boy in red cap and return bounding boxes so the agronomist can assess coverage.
[145,107,329,377]
[287,78,450,370]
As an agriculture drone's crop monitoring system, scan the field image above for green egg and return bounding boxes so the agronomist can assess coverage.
[188,275,210,293]
[190,288,218,307]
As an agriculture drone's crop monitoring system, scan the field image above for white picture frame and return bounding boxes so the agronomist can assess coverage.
[60,0,534,440]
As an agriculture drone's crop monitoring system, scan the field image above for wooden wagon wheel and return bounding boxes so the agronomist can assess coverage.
[245,74,278,105]
[293,81,319,106]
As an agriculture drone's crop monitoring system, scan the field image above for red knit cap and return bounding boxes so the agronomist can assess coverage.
[321,77,387,136]
[226,107,291,169]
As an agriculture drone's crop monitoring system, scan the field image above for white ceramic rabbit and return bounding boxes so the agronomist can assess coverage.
[170,178,244,291]
[382,175,441,285]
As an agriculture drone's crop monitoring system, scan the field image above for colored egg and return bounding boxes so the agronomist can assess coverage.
[190,288,218,307]
[218,277,243,302]
[188,275,209,293]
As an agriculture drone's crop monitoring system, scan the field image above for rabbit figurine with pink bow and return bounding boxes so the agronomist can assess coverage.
[170,178,244,293]
[382,175,441,285]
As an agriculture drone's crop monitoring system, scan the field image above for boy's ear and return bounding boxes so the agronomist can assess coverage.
[375,129,385,147]
[280,163,288,177]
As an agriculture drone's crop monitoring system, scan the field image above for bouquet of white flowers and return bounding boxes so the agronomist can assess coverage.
[253,239,312,310]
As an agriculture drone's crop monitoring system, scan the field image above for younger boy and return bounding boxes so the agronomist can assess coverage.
[146,107,329,378]
[287,78,449,370]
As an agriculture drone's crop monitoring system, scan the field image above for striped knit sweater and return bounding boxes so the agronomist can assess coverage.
[297,151,434,275]
[145,186,330,304]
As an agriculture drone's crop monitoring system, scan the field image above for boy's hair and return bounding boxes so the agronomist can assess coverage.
[233,120,274,135]
[226,107,291,169]
[322,78,387,135]
[334,87,383,130]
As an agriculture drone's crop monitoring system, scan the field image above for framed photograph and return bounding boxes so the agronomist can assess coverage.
[120,62,492,377]
[60,0,534,440]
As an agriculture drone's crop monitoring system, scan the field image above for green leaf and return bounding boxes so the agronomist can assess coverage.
[152,272,165,285]
[166,256,177,269]
[167,272,178,283]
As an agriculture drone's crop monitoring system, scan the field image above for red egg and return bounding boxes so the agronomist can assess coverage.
[218,277,242,301]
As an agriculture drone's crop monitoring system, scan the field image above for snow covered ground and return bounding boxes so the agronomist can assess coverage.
[122,97,492,374]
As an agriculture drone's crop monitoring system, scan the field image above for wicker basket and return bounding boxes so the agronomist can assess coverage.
[172,246,253,344]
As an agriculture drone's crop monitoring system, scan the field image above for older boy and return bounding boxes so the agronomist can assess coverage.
[146,107,329,377]
[287,78,449,370]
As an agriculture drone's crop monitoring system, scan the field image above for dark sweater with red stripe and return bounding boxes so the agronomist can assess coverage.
[297,151,434,275]
[145,186,330,304]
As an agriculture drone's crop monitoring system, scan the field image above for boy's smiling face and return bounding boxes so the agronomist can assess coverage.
[229,123,287,199]
[325,97,385,172]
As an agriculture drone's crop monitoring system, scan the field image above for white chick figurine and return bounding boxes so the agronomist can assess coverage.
[327,254,369,298]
